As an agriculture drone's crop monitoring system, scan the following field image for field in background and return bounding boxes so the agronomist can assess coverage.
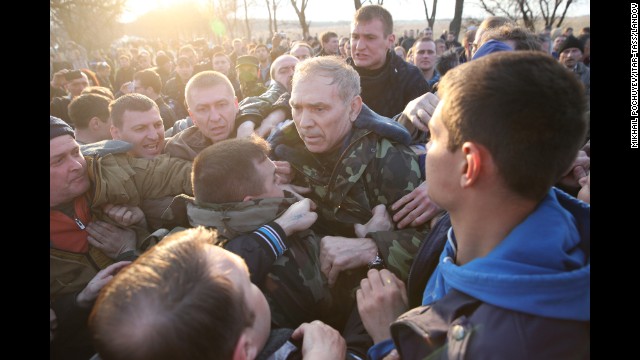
[252,15,590,43]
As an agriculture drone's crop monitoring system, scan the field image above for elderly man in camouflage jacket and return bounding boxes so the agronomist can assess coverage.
[269,56,430,289]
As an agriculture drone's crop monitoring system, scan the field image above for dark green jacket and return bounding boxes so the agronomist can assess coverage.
[269,105,427,281]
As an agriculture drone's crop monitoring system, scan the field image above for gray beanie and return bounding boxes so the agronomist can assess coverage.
[50,116,75,140]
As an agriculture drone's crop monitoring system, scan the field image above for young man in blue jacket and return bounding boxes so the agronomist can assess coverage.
[357,51,590,359]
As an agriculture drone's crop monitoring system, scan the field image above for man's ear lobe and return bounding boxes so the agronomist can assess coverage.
[461,142,483,188]
[350,96,363,122]
[232,333,248,360]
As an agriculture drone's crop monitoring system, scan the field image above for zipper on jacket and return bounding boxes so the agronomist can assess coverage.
[74,217,86,230]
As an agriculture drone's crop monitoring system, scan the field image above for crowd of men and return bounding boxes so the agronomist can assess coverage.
[51,5,590,360]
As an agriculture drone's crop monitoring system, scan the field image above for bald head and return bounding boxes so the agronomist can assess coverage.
[271,55,299,92]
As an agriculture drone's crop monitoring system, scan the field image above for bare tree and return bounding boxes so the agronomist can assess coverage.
[205,0,240,40]
[290,0,310,39]
[449,0,464,38]
[265,0,282,35]
[421,0,438,29]
[354,0,384,10]
[50,0,126,50]
[243,0,252,40]
[539,0,575,28]
[479,0,576,32]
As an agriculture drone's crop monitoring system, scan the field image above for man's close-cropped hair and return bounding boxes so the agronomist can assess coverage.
[68,93,111,129]
[437,51,587,201]
[353,4,393,36]
[109,93,158,128]
[192,135,271,204]
[89,227,253,360]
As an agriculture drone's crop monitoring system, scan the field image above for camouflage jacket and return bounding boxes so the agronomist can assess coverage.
[269,105,428,281]
[161,193,342,328]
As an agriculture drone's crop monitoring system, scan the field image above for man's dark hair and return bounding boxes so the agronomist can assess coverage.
[435,48,462,77]
[193,136,271,204]
[109,93,158,129]
[480,24,542,51]
[353,5,393,37]
[89,227,253,360]
[134,69,163,94]
[68,93,111,129]
[437,52,587,200]
[320,31,338,45]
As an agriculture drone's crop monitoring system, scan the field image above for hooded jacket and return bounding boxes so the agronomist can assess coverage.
[368,188,590,359]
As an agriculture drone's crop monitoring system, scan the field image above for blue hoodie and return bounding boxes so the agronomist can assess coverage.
[368,188,589,359]
[472,39,514,60]
[422,188,590,321]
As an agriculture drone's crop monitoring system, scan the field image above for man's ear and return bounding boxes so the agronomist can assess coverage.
[89,117,102,131]
[349,95,363,122]
[110,125,120,140]
[460,142,484,188]
[232,331,260,360]
[232,333,248,360]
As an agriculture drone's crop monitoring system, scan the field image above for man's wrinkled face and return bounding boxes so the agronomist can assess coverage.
[50,135,90,207]
[559,48,583,68]
[272,56,299,92]
[290,74,357,154]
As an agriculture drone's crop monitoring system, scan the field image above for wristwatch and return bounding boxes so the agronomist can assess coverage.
[367,252,385,270]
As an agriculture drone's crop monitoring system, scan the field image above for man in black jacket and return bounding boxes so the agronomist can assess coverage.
[346,5,429,118]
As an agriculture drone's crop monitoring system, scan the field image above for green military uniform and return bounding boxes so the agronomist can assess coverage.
[270,105,428,282]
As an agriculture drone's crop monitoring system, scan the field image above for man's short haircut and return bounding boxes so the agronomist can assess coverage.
[81,86,114,100]
[192,136,271,204]
[478,16,512,33]
[290,41,314,55]
[463,29,477,47]
[320,31,338,45]
[134,69,163,94]
[179,44,197,57]
[89,227,253,360]
[413,36,435,51]
[212,51,231,61]
[435,48,462,77]
[109,93,158,129]
[434,38,446,46]
[437,52,587,200]
[184,70,235,109]
[353,5,393,37]
[68,93,112,129]
[292,56,361,104]
[254,44,268,53]
[480,24,542,51]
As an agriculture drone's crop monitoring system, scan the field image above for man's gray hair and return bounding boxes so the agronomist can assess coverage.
[292,56,360,103]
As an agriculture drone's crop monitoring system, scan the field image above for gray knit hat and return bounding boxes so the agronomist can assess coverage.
[50,116,75,140]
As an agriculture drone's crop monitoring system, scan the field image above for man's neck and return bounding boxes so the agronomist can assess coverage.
[449,193,539,265]
[74,129,101,145]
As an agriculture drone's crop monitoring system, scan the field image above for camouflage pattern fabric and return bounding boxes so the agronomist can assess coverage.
[164,193,347,328]
[271,121,429,282]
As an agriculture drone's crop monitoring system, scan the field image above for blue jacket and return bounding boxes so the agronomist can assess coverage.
[369,188,590,359]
